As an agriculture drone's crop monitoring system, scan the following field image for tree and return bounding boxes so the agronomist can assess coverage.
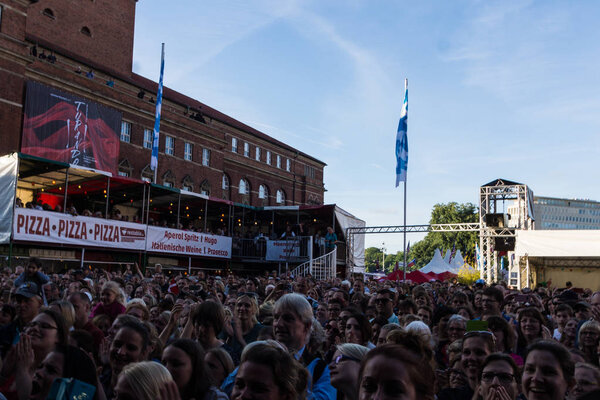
[410,202,479,268]
[365,247,383,272]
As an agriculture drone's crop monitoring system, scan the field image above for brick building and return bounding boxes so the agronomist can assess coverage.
[0,0,326,207]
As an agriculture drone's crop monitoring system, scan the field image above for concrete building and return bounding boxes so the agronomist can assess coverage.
[533,196,600,230]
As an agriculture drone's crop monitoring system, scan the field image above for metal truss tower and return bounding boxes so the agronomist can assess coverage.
[479,179,534,284]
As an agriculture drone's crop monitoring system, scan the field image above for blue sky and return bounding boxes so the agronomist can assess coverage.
[132,0,600,253]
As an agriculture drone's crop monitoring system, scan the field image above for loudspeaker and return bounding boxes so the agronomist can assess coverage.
[486,213,506,227]
[494,237,515,251]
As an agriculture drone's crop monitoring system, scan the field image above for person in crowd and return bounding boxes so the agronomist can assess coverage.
[474,353,520,400]
[102,319,150,398]
[205,347,235,388]
[49,300,76,331]
[328,343,369,400]
[358,343,435,400]
[90,281,126,323]
[231,340,308,400]
[552,303,574,341]
[577,320,600,365]
[480,287,504,319]
[13,258,49,299]
[0,309,69,400]
[190,301,227,350]
[25,345,98,400]
[516,307,546,357]
[374,288,399,324]
[115,361,176,400]
[447,315,467,344]
[221,293,263,362]
[0,304,16,326]
[343,310,373,348]
[162,339,227,400]
[68,291,104,352]
[570,362,600,400]
[522,340,575,400]
[0,283,43,357]
[560,317,579,350]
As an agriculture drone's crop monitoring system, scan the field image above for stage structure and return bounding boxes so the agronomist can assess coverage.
[346,179,535,284]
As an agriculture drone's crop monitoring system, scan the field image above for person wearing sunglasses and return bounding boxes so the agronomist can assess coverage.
[375,289,399,325]
[329,343,369,400]
[475,353,520,400]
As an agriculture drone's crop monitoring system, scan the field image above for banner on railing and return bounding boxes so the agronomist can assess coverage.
[13,208,146,250]
[146,226,232,259]
[266,239,300,261]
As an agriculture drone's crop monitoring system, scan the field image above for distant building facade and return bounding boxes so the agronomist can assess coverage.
[0,0,325,207]
[533,196,600,230]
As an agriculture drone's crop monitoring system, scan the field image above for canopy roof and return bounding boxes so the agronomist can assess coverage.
[420,248,454,274]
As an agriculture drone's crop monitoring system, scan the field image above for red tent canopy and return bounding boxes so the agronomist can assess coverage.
[379,270,433,283]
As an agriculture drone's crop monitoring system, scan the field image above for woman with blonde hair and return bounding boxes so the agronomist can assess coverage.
[221,293,263,362]
[49,300,76,331]
[115,361,176,400]
[328,343,369,400]
[90,280,126,322]
[577,320,600,365]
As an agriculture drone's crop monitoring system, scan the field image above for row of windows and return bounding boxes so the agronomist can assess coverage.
[231,138,291,172]
[541,222,599,230]
[536,198,600,209]
[542,214,600,224]
[222,175,286,204]
[121,122,210,166]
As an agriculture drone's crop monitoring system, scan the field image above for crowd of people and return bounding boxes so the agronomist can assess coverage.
[0,257,599,400]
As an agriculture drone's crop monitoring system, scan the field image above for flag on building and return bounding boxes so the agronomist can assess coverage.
[395,79,408,187]
[150,43,165,172]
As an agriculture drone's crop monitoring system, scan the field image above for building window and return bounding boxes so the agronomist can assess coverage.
[118,159,132,177]
[266,151,271,165]
[276,189,285,204]
[143,129,153,149]
[232,138,238,153]
[141,165,153,183]
[200,180,210,196]
[222,174,230,190]
[259,184,268,199]
[304,165,315,179]
[120,121,131,143]
[255,147,261,161]
[184,142,193,161]
[162,170,175,188]
[239,178,249,195]
[286,159,291,172]
[276,155,281,168]
[163,182,173,188]
[182,175,194,192]
[80,26,91,37]
[165,136,174,155]
[202,149,210,166]
[244,142,250,157]
[43,8,55,19]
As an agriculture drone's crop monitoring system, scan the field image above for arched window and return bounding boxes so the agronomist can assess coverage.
[162,170,175,188]
[239,178,249,195]
[258,184,268,199]
[43,8,55,19]
[200,180,210,196]
[80,26,91,37]
[118,159,132,177]
[181,175,194,192]
[222,174,230,190]
[276,189,286,204]
[141,165,153,183]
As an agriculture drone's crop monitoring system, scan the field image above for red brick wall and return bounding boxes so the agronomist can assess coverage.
[26,0,136,75]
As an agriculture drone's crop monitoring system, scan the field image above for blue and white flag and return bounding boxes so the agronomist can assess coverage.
[395,79,408,187]
[150,43,165,171]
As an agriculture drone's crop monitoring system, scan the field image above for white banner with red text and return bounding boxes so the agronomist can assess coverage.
[13,208,146,250]
[265,239,301,261]
[146,226,232,259]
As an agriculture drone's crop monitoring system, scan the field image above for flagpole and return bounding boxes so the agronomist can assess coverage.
[403,179,407,281]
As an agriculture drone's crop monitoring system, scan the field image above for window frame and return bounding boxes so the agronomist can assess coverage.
[120,121,131,143]
[184,142,193,161]
[255,147,261,161]
[232,137,238,153]
[165,135,174,155]
[266,151,271,165]
[202,148,211,166]
[143,128,153,149]
[244,142,250,157]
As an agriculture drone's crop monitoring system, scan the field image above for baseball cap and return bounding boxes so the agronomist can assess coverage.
[15,282,40,298]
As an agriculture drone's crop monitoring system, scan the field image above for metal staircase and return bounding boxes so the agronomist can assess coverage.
[290,247,337,280]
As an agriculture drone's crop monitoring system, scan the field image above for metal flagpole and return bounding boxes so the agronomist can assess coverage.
[403,180,407,281]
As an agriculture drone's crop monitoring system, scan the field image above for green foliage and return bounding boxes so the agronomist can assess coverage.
[410,202,479,268]
[458,264,481,285]
[365,247,404,273]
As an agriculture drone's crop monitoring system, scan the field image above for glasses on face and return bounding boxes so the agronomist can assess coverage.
[481,372,515,384]
[334,354,360,364]
[26,321,58,331]
[375,298,390,304]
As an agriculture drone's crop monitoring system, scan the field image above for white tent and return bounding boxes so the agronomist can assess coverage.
[421,248,454,274]
[443,249,451,264]
[449,250,464,273]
